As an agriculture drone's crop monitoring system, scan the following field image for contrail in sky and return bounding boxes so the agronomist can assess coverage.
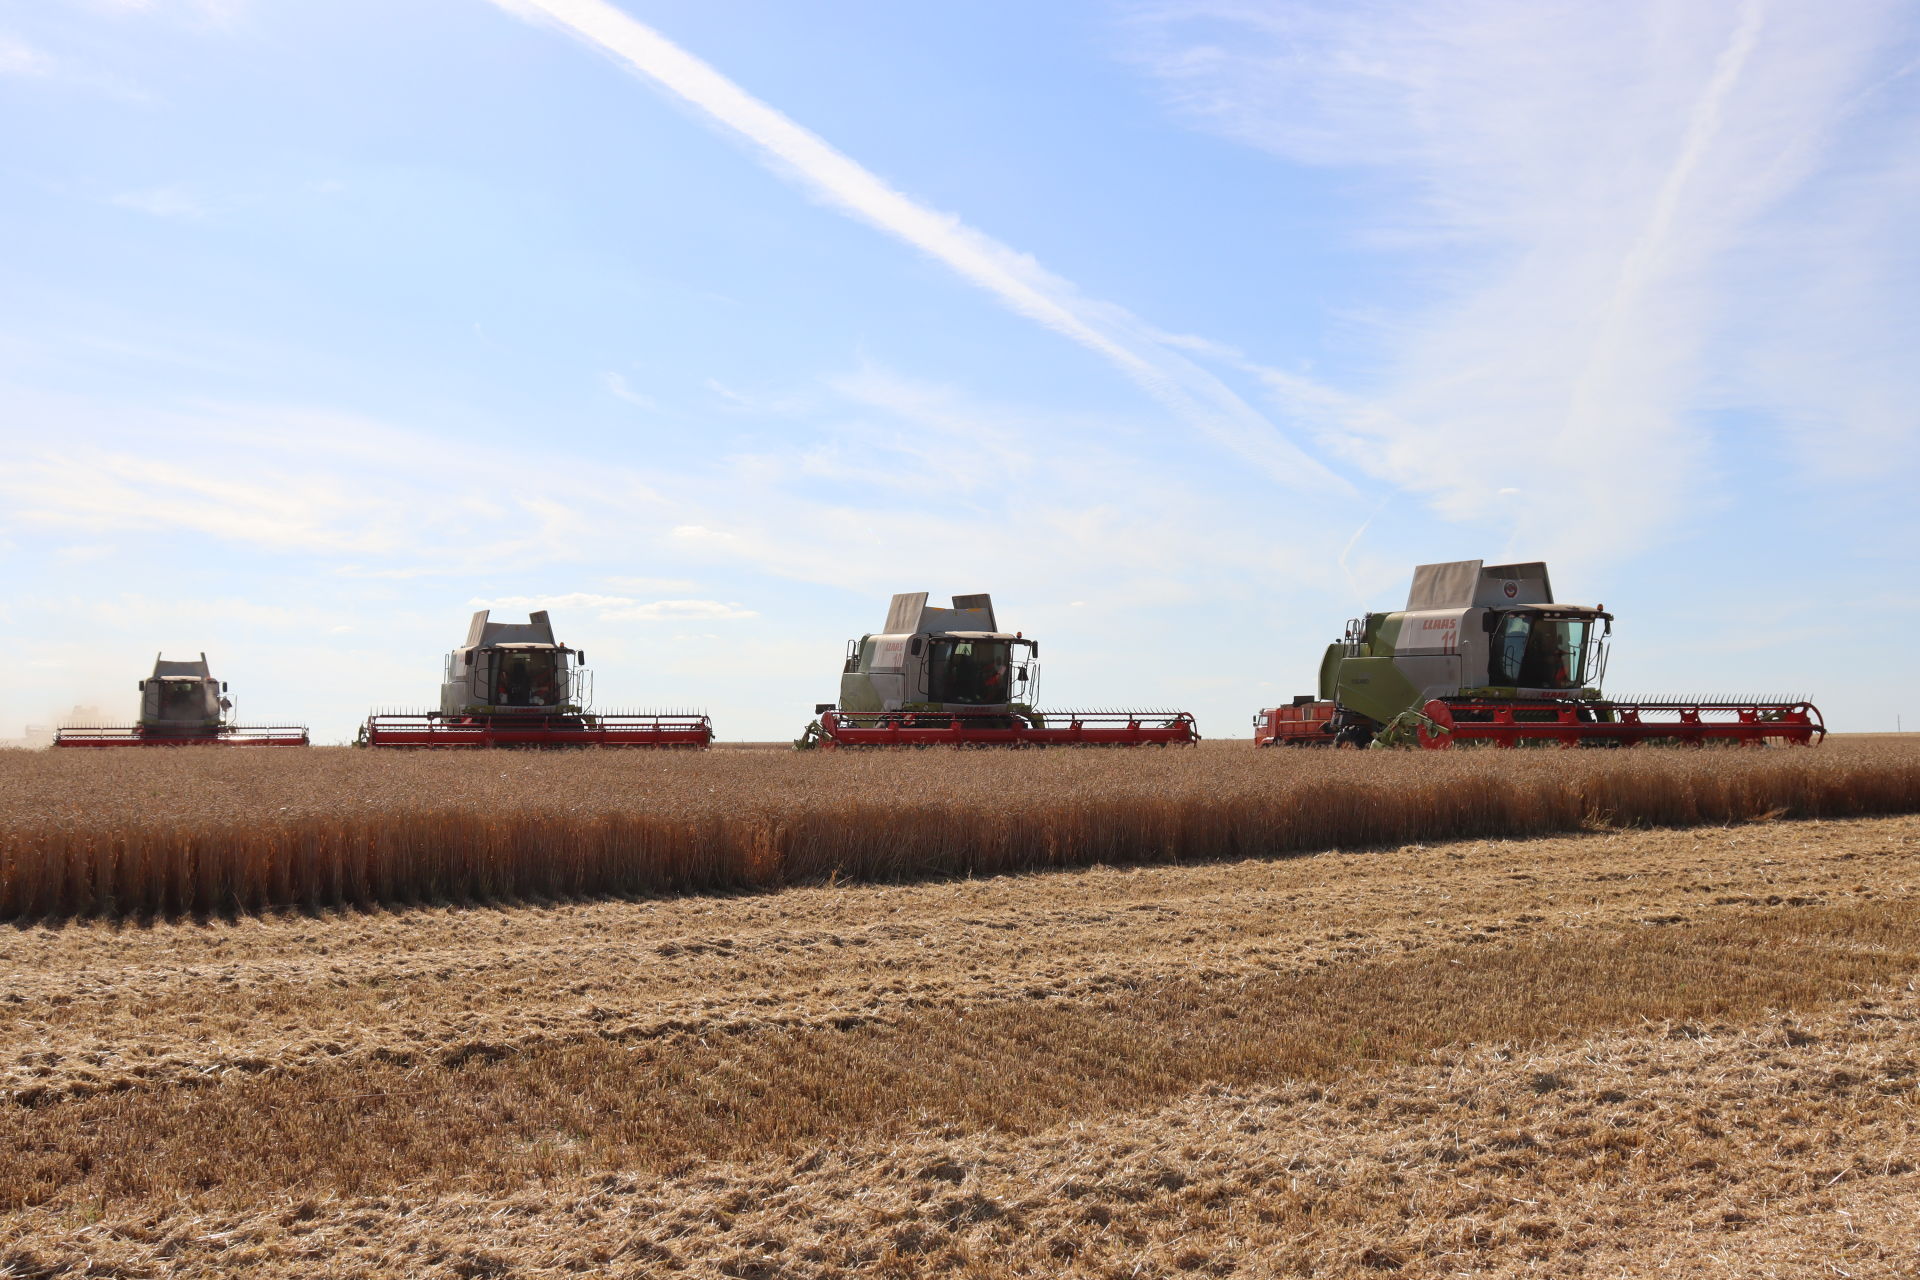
[488,0,1345,491]
[1549,0,1764,460]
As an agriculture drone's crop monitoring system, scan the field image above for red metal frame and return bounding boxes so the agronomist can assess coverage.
[1253,701,1337,746]
[361,712,712,749]
[1414,698,1825,749]
[816,708,1198,748]
[53,725,310,748]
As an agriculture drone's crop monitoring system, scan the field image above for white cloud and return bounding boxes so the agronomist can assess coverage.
[84,593,310,629]
[0,34,55,78]
[0,30,150,100]
[470,592,634,611]
[0,360,1353,627]
[615,365,1354,602]
[601,370,657,410]
[703,377,765,410]
[604,599,756,620]
[0,393,641,573]
[472,593,757,621]
[1131,0,1920,565]
[604,575,699,593]
[111,185,204,219]
[803,365,1033,496]
[488,0,1345,494]
[5,447,390,552]
[0,365,1404,738]
[76,0,251,23]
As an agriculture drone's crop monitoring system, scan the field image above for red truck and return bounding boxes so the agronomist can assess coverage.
[1252,696,1337,747]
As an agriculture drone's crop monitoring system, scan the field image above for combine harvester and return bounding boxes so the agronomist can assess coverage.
[800,591,1197,748]
[359,609,711,748]
[54,653,308,748]
[1254,560,1823,749]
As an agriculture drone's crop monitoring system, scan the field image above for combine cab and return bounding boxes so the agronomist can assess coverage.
[53,653,308,748]
[1254,560,1823,749]
[359,609,711,748]
[800,591,1197,748]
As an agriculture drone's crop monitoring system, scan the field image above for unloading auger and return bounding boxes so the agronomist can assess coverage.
[359,609,711,748]
[53,653,309,748]
[1253,560,1824,749]
[799,591,1197,748]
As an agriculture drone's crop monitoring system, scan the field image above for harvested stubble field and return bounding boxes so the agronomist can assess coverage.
[0,742,1918,1277]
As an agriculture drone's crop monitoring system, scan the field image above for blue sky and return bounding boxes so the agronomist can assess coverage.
[2,0,1916,742]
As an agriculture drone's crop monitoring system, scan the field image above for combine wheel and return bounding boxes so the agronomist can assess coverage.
[1412,702,1457,750]
[1333,717,1376,749]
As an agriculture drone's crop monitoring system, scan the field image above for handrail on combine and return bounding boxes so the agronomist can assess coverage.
[52,725,310,748]
[360,712,712,749]
[815,708,1197,749]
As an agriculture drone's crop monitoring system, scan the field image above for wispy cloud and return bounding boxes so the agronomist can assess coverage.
[0,34,56,78]
[487,0,1344,493]
[601,370,657,409]
[640,365,1353,601]
[704,378,756,409]
[1131,0,1920,564]
[0,29,150,100]
[603,575,699,594]
[473,592,757,621]
[0,393,642,573]
[0,366,1412,736]
[6,447,388,552]
[111,185,204,218]
[78,0,251,25]
[0,360,1365,634]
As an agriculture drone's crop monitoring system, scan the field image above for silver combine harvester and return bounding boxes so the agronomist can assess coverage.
[358,609,712,748]
[53,653,309,748]
[799,591,1197,748]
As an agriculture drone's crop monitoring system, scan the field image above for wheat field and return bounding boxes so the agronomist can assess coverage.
[3,738,1916,918]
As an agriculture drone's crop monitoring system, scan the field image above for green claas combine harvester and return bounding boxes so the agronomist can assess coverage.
[1254,559,1824,749]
